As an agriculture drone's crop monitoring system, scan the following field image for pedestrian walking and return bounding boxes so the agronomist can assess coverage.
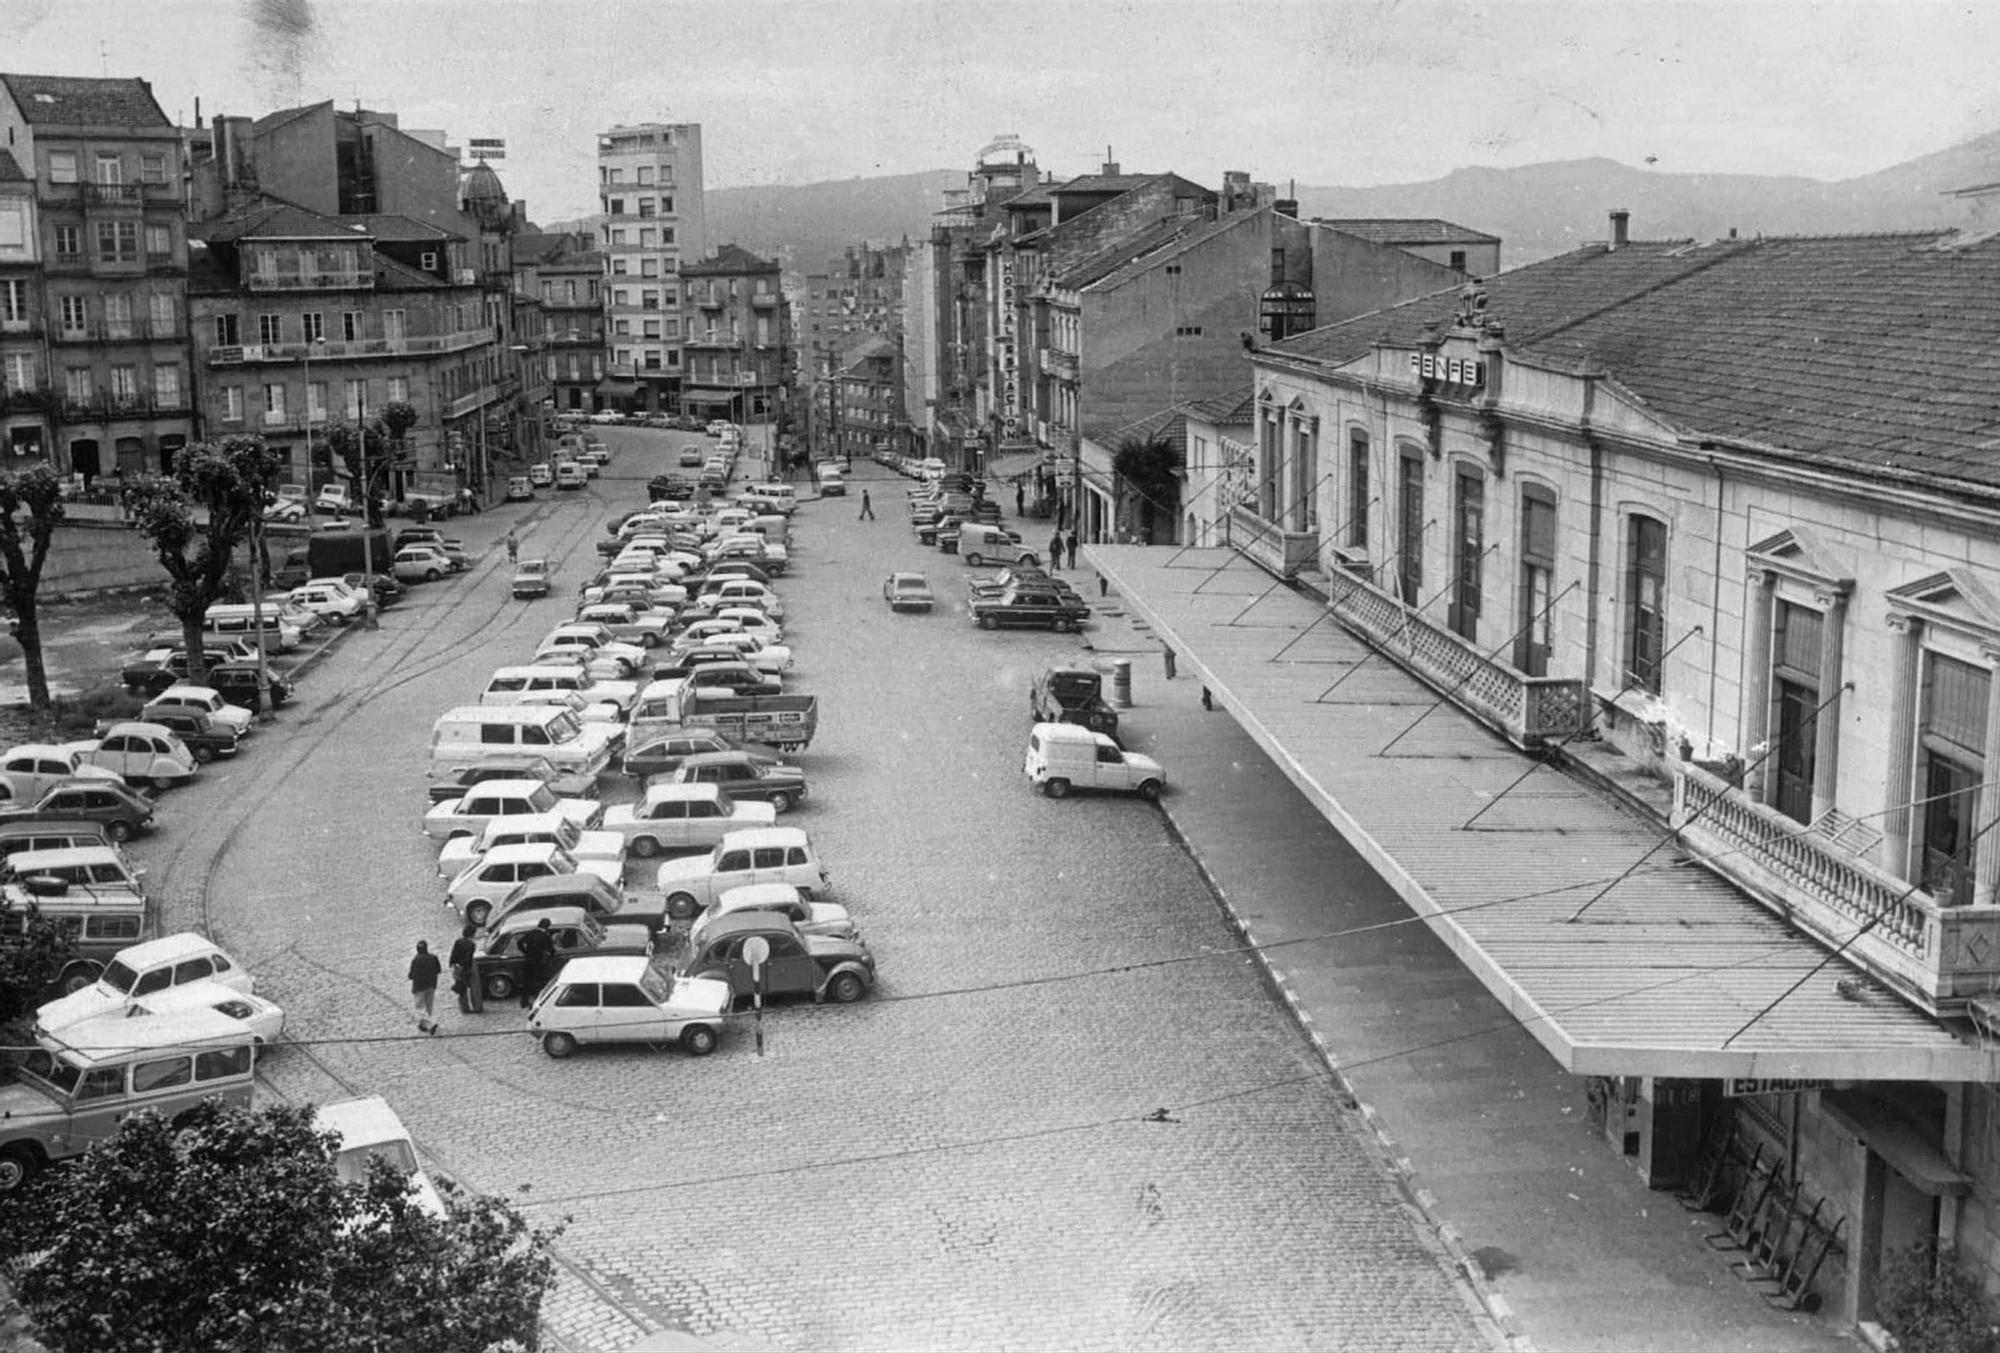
[408,940,442,1035]
[1163,642,1178,681]
[1065,531,1080,570]
[1048,532,1064,572]
[504,530,519,564]
[858,489,875,521]
[1201,685,1215,711]
[1014,480,1025,516]
[517,916,556,1009]
[449,922,482,1014]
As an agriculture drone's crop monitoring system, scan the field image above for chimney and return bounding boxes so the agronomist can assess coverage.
[1274,178,1298,219]
[1609,208,1630,250]
[1102,145,1119,176]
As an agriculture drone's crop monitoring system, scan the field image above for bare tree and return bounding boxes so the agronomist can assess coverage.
[0,465,67,708]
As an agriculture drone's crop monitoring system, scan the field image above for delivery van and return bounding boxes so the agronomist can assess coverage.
[429,706,619,789]
[1023,721,1165,801]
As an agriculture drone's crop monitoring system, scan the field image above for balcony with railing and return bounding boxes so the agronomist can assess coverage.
[1,385,53,414]
[1224,503,1317,579]
[445,384,501,420]
[204,329,494,366]
[1674,763,2000,1014]
[0,316,42,337]
[1314,557,1588,748]
[245,269,374,292]
[750,292,779,309]
[58,392,189,423]
[51,317,184,344]
[1039,346,1078,381]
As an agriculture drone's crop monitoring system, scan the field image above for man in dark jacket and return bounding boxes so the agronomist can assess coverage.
[449,922,483,1013]
[408,940,443,1035]
[517,917,557,1009]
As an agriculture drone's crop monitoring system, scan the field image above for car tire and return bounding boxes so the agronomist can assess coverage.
[767,791,793,814]
[966,552,983,567]
[1044,778,1071,799]
[1137,779,1163,802]
[667,891,700,920]
[60,962,102,994]
[979,614,997,630]
[631,836,660,859]
[681,1024,719,1056]
[0,1145,40,1194]
[465,899,494,927]
[151,774,179,792]
[191,744,216,764]
[825,971,866,1004]
[426,569,441,582]
[483,970,515,1001]
[541,1031,578,1059]
[1021,554,1039,568]
[106,819,134,843]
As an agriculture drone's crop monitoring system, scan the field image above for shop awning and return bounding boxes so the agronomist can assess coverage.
[596,378,638,396]
[986,451,1047,481]
[1092,546,2000,1084]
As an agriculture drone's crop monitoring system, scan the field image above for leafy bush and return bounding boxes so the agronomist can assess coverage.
[1877,1242,1999,1353]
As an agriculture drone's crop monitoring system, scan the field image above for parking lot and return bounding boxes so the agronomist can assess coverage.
[109,426,1485,1351]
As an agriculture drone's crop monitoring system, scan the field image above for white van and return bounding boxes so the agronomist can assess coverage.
[202,604,302,652]
[957,522,1040,568]
[481,665,637,717]
[1023,721,1165,801]
[739,483,797,515]
[429,706,619,788]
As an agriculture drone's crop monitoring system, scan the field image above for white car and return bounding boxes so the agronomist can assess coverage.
[693,581,784,621]
[316,1097,447,1219]
[714,606,784,643]
[688,630,792,674]
[145,685,255,737]
[0,744,123,800]
[443,841,623,924]
[66,722,200,790]
[576,603,673,648]
[291,579,368,624]
[34,932,254,1035]
[392,545,454,583]
[689,882,855,945]
[315,483,351,514]
[437,809,628,879]
[527,955,732,1059]
[128,979,287,1043]
[537,624,648,676]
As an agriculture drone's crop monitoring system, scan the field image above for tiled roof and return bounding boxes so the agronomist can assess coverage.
[195,198,362,243]
[1088,210,1264,292]
[253,100,331,137]
[0,150,26,183]
[1100,406,1188,455]
[1055,217,1191,290]
[1270,230,2000,491]
[835,333,897,372]
[1054,173,1160,197]
[1183,388,1256,424]
[1316,218,1500,246]
[336,213,461,242]
[0,74,169,128]
[682,243,779,275]
[1000,184,1055,210]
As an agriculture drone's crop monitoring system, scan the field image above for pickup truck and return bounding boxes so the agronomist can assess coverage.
[1030,665,1119,737]
[627,677,818,752]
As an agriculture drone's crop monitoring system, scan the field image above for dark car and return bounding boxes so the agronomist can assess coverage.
[1030,665,1119,737]
[426,758,562,806]
[482,872,668,936]
[970,586,1090,633]
[471,905,654,1003]
[967,566,1051,600]
[131,708,241,762]
[679,913,874,1006]
[670,751,808,813]
[621,729,784,779]
[342,571,403,607]
[204,664,293,710]
[0,781,155,842]
[648,474,697,502]
[120,647,247,697]
[688,560,771,588]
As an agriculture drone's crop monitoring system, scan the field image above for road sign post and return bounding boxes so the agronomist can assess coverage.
[743,935,769,1056]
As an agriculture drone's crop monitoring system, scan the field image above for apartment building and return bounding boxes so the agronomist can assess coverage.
[0,149,45,462]
[0,73,193,480]
[522,233,604,413]
[803,240,906,449]
[596,122,706,413]
[680,244,790,426]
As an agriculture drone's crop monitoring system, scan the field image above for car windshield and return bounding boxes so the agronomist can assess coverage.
[332,1140,418,1186]
[547,713,584,743]
[101,959,140,994]
[17,1049,80,1097]
[639,964,676,1004]
[525,784,559,812]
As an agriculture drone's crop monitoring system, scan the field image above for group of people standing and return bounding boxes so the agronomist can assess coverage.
[407,916,559,1034]
[1046,530,1080,571]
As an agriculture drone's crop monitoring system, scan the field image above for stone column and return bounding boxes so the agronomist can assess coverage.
[1881,613,1923,882]
[1976,640,2000,906]
[1740,569,1777,804]
[1811,586,1851,822]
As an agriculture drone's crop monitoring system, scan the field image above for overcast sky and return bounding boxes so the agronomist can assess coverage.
[4,0,1996,223]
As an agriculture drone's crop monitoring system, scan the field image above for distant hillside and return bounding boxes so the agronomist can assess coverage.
[704,170,961,272]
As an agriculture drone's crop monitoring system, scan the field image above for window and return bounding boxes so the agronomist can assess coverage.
[420,251,438,271]
[148,293,174,332]
[214,314,239,345]
[1270,248,1286,282]
[1448,467,1484,639]
[93,153,122,185]
[638,228,655,248]
[154,364,181,404]
[661,227,675,246]
[306,380,326,420]
[1449,249,1468,273]
[641,258,659,278]
[53,224,80,261]
[195,1046,250,1080]
[258,313,282,345]
[1397,450,1424,606]
[109,365,137,401]
[58,295,87,335]
[46,150,77,184]
[1770,601,1824,825]
[611,258,627,275]
[605,167,622,184]
[1920,653,1988,906]
[302,312,324,342]
[1516,487,1556,677]
[95,220,137,263]
[637,198,656,218]
[263,383,286,423]
[608,197,626,215]
[103,294,131,337]
[344,379,365,419]
[1346,430,1370,549]
[74,1068,123,1101]
[382,309,405,340]
[3,352,34,390]
[342,311,362,341]
[141,153,167,184]
[0,279,22,324]
[609,229,627,246]
[144,224,170,257]
[660,195,674,214]
[1174,325,1204,338]
[1624,516,1667,694]
[387,376,408,403]
[643,320,661,339]
[63,369,90,402]
[221,385,243,422]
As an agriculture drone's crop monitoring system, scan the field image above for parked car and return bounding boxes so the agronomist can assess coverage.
[556,463,588,490]
[67,722,199,790]
[1030,665,1120,736]
[315,1097,445,1219]
[342,571,403,607]
[512,558,555,600]
[688,882,857,945]
[620,728,784,779]
[200,665,292,711]
[289,580,367,625]
[684,630,791,674]
[392,545,454,583]
[576,602,672,648]
[482,872,667,935]
[129,980,286,1044]
[0,745,123,801]
[9,844,148,903]
[670,751,807,813]
[967,566,1051,599]
[33,932,254,1035]
[120,708,239,762]
[678,913,874,1006]
[0,780,155,841]
[528,462,555,489]
[436,810,627,880]
[425,758,562,806]
[653,826,830,920]
[423,777,602,842]
[883,573,934,612]
[472,905,655,1004]
[315,483,351,514]
[1024,721,1165,801]
[970,586,1091,633]
[505,475,535,502]
[142,685,255,737]
[602,782,777,859]
[527,954,731,1059]
[0,819,114,860]
[444,842,622,925]
[536,624,647,678]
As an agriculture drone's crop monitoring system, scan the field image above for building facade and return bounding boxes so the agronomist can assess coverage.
[803,240,907,452]
[1213,211,2000,1324]
[529,235,604,413]
[679,244,790,426]
[0,73,193,481]
[596,123,706,413]
[828,333,901,463]
[0,149,47,463]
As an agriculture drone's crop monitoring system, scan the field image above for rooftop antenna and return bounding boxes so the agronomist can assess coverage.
[99,40,109,77]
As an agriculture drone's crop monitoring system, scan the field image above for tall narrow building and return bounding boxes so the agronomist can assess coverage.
[0,73,193,480]
[595,122,704,414]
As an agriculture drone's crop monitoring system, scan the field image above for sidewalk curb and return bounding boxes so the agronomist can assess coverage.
[1155,793,1533,1353]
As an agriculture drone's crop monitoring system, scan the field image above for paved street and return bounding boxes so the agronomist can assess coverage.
[129,431,1491,1352]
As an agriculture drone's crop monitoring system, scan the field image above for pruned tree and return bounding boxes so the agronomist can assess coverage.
[3,1100,561,1353]
[0,465,67,709]
[125,435,284,681]
[1111,433,1182,544]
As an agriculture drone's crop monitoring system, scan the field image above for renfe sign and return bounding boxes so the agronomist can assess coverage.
[1410,351,1484,389]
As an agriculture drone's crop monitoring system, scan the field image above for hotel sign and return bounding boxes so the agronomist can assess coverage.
[1410,351,1484,389]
